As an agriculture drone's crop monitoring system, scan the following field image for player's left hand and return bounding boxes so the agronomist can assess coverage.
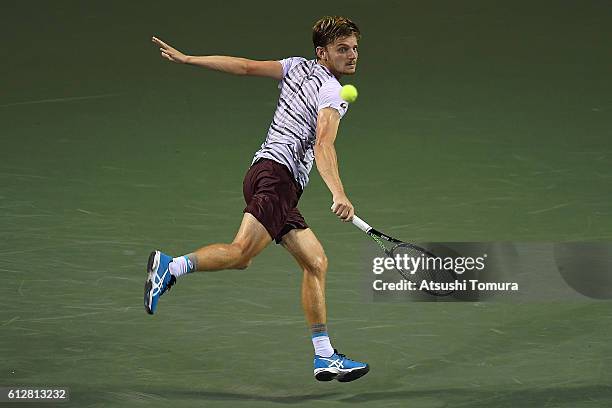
[331,194,354,222]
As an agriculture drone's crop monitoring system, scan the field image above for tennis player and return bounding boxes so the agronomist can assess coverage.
[145,16,369,382]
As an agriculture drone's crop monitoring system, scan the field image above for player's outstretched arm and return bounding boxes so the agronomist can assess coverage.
[151,36,282,79]
[314,108,354,222]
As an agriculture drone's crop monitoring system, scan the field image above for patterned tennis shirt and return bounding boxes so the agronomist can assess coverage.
[252,57,349,190]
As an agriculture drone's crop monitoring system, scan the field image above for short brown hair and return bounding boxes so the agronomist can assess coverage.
[312,16,360,50]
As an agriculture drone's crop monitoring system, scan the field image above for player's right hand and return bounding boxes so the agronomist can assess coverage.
[331,194,354,222]
[152,36,189,64]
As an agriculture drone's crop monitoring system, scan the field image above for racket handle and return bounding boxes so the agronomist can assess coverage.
[352,215,372,233]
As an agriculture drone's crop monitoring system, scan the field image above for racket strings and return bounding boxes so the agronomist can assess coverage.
[390,244,457,294]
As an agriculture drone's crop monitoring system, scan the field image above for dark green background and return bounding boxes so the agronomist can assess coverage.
[2,1,611,406]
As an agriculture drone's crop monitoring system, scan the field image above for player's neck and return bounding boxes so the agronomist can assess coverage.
[317,60,342,80]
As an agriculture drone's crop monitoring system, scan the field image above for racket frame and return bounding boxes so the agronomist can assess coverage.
[352,215,457,296]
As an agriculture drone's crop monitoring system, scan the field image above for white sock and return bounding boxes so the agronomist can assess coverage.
[312,335,334,357]
[169,256,194,278]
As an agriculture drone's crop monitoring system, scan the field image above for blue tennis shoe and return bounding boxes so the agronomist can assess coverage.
[314,350,370,382]
[144,250,176,314]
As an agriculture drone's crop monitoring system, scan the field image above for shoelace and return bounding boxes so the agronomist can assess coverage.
[161,275,176,295]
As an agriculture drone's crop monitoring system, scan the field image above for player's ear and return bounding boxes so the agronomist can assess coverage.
[316,46,325,61]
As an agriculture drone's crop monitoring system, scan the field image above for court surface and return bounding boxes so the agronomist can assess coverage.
[2,1,612,407]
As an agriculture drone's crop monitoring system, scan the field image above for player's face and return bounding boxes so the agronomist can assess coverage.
[319,35,359,77]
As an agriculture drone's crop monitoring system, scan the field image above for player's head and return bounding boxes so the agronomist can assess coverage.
[313,16,360,77]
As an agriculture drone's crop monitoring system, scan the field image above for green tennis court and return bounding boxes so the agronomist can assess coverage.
[2,1,611,406]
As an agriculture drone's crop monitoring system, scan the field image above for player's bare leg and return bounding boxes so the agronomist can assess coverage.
[282,228,369,382]
[144,213,271,314]
[281,228,328,326]
[191,212,272,271]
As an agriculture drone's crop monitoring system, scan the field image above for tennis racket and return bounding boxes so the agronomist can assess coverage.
[352,215,457,296]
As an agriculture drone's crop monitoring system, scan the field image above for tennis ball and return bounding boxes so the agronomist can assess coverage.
[340,84,358,103]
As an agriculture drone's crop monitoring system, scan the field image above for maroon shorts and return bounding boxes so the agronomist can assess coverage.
[243,159,308,244]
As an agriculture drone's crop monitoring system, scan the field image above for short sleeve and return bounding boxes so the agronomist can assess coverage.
[317,80,349,119]
[278,57,308,78]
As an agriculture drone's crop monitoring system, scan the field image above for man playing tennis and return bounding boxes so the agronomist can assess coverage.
[145,16,369,382]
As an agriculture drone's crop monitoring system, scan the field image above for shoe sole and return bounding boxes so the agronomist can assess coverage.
[144,250,160,315]
[337,364,370,382]
[314,370,337,382]
[314,364,370,382]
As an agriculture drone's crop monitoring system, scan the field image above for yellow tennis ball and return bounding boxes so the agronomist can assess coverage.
[340,84,358,103]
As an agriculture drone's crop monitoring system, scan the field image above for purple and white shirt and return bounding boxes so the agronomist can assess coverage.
[252,57,349,190]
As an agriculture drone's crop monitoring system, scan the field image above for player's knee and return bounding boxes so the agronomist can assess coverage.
[306,254,328,278]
